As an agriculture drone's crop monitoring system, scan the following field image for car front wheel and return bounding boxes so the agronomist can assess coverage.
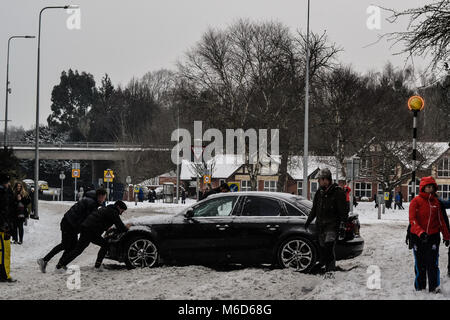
[277,237,316,273]
[124,236,159,269]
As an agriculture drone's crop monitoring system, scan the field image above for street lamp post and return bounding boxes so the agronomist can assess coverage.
[4,35,35,147]
[302,0,311,199]
[407,95,425,201]
[34,5,79,219]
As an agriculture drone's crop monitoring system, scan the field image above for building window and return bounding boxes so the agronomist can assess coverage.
[377,183,385,195]
[438,185,450,200]
[264,180,277,192]
[438,157,450,177]
[241,180,251,192]
[297,181,303,195]
[355,182,372,198]
[408,179,420,201]
[310,181,318,199]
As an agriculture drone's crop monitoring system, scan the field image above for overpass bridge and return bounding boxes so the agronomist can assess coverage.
[3,141,171,161]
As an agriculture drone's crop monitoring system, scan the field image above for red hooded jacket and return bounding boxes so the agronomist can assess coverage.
[409,176,450,240]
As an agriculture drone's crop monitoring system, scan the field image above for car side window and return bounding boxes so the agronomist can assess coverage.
[285,203,306,217]
[192,197,237,217]
[241,197,281,217]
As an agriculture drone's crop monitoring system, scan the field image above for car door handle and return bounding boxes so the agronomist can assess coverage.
[266,224,279,231]
[216,224,229,231]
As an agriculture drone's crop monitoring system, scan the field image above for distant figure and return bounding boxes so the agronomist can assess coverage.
[78,187,84,201]
[181,189,186,204]
[374,195,378,208]
[138,188,144,202]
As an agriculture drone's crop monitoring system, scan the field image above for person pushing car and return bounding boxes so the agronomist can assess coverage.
[55,200,131,271]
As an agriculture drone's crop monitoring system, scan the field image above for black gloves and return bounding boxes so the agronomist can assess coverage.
[443,239,450,247]
[420,232,428,243]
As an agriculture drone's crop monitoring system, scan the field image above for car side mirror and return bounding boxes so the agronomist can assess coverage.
[185,208,194,219]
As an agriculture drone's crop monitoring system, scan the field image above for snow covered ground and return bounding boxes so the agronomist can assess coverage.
[2,200,450,300]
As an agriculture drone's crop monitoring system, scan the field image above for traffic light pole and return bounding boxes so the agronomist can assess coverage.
[411,110,418,200]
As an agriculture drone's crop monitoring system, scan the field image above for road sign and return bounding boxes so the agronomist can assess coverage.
[104,169,114,182]
[72,169,80,178]
[384,192,390,201]
[126,176,132,184]
[203,175,211,184]
[72,162,80,170]
[59,172,66,180]
[227,182,240,192]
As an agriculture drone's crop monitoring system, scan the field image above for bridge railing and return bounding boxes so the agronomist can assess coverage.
[1,141,172,150]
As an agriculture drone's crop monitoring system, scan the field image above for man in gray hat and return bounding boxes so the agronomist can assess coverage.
[305,168,348,273]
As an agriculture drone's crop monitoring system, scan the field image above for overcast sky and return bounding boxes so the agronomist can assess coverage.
[0,0,429,130]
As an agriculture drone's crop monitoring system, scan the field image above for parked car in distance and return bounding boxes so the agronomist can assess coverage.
[105,192,364,272]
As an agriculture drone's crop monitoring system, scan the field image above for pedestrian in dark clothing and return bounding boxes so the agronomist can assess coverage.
[29,187,35,217]
[386,191,393,209]
[138,188,144,202]
[374,195,378,208]
[56,200,131,270]
[409,176,450,293]
[0,173,16,282]
[438,199,450,276]
[305,168,348,273]
[11,182,31,244]
[398,191,404,209]
[199,183,230,201]
[37,188,107,273]
[181,189,186,204]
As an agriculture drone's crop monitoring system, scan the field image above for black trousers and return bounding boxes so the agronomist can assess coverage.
[12,219,24,243]
[58,229,108,268]
[317,224,337,271]
[412,233,440,291]
[43,218,78,263]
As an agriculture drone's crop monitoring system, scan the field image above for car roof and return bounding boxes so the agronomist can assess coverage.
[206,191,309,204]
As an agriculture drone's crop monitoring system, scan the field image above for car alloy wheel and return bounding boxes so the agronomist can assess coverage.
[127,238,158,268]
[279,238,315,272]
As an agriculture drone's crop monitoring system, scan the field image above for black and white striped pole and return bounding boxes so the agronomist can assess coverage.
[408,95,425,200]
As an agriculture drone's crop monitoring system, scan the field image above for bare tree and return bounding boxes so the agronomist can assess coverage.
[382,0,450,70]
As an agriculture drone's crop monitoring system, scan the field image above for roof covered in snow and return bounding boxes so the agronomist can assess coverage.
[287,156,338,180]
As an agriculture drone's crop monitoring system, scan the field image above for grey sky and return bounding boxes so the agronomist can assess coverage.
[1,0,429,130]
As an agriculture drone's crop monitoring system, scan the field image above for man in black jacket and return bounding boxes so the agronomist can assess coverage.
[55,200,130,270]
[0,173,16,282]
[304,168,348,273]
[37,188,107,273]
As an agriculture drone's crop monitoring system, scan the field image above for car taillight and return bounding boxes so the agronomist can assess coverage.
[346,220,360,235]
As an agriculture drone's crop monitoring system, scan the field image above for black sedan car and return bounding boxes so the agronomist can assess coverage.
[105,192,364,272]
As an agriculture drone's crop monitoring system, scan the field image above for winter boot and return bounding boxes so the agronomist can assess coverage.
[37,258,48,273]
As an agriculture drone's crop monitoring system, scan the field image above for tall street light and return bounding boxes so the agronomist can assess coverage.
[302,0,310,199]
[4,35,35,147]
[34,5,79,219]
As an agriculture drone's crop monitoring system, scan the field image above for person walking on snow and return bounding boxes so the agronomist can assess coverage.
[37,188,107,273]
[304,168,348,273]
[409,176,450,293]
[11,182,31,244]
[55,200,131,271]
[0,173,16,282]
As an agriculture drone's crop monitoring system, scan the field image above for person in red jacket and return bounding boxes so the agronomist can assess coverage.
[409,176,450,293]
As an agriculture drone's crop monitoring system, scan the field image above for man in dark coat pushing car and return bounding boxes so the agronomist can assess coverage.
[55,200,132,271]
[304,168,348,273]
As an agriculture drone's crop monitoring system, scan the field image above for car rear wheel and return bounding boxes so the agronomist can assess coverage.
[124,236,159,269]
[277,237,316,273]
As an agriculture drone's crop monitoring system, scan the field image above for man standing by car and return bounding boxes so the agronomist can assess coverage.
[0,173,16,282]
[37,188,107,273]
[304,168,348,273]
[55,200,131,271]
